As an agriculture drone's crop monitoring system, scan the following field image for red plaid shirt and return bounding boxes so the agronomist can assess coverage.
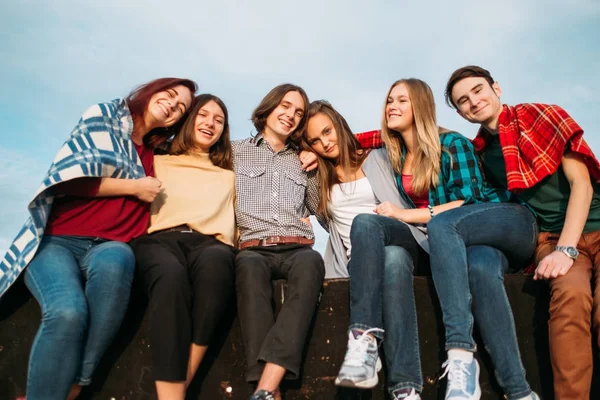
[473,104,600,191]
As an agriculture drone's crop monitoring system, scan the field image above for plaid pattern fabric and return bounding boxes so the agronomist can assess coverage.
[356,130,384,149]
[0,99,146,298]
[232,135,318,243]
[356,130,508,206]
[472,103,600,191]
[431,133,507,205]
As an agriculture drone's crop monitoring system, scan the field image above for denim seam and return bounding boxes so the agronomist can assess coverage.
[445,342,476,352]
[389,381,423,394]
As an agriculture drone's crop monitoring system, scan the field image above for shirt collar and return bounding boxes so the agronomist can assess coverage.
[252,133,299,151]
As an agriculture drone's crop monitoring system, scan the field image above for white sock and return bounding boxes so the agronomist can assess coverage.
[447,349,474,363]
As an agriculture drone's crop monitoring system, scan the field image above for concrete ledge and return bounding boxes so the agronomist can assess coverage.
[1,275,598,399]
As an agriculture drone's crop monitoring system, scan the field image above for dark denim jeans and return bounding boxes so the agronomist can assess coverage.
[348,214,425,393]
[23,235,135,400]
[427,202,538,400]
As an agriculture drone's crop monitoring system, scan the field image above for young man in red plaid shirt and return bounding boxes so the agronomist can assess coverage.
[445,65,600,399]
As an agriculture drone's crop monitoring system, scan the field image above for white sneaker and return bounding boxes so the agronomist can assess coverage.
[440,358,481,400]
[334,327,384,388]
[390,387,421,399]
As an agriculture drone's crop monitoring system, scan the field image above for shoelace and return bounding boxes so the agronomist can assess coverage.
[343,327,384,367]
[440,359,471,393]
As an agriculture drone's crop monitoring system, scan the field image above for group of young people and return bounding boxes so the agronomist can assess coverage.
[0,65,598,400]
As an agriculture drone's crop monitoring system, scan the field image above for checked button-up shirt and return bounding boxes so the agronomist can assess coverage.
[232,134,319,244]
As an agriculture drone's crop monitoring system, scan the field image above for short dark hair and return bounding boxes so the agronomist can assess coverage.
[444,66,495,109]
[170,94,233,170]
[126,77,198,149]
[251,83,310,143]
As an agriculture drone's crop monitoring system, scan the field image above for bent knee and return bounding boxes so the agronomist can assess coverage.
[467,246,506,281]
[551,280,593,314]
[350,214,382,239]
[43,302,89,334]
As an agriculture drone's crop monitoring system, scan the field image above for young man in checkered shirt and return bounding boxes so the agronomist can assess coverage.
[446,65,600,399]
[232,84,325,400]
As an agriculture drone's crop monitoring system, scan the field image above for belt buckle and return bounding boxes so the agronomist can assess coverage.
[260,237,279,247]
[181,227,194,234]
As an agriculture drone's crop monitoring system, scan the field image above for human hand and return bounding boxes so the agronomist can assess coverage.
[534,250,575,280]
[299,151,318,172]
[134,177,162,202]
[374,201,403,220]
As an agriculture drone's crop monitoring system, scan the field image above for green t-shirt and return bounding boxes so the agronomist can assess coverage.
[480,134,600,233]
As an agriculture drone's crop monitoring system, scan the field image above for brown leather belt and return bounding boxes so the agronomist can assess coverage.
[239,236,314,250]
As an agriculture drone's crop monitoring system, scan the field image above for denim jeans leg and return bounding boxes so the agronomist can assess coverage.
[427,202,537,351]
[348,214,422,339]
[23,236,89,400]
[382,246,423,393]
[76,240,135,384]
[467,245,531,399]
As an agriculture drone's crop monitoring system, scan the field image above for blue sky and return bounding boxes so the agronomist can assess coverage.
[1,0,599,255]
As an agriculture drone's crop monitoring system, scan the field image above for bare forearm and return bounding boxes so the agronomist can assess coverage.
[401,200,464,224]
[557,180,593,246]
[96,177,139,197]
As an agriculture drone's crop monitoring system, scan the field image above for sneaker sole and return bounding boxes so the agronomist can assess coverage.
[334,357,382,389]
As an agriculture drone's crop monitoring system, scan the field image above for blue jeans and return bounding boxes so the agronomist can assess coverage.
[427,202,538,400]
[24,235,135,400]
[348,214,424,393]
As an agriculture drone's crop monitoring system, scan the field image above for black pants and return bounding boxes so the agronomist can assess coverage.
[235,244,325,382]
[131,231,236,381]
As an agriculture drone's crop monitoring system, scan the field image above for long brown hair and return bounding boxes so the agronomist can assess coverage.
[251,83,310,144]
[169,94,233,170]
[303,100,369,219]
[126,77,198,149]
[381,79,451,196]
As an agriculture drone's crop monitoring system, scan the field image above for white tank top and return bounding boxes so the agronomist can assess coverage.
[328,177,378,256]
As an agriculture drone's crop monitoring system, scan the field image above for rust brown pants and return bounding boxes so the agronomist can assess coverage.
[536,230,600,399]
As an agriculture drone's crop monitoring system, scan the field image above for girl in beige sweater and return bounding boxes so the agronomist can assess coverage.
[131,94,236,400]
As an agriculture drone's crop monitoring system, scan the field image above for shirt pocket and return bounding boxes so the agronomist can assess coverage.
[236,165,268,203]
[283,171,307,210]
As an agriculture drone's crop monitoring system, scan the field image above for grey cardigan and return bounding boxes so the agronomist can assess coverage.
[323,148,429,279]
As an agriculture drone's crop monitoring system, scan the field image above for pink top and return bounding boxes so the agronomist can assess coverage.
[401,174,429,209]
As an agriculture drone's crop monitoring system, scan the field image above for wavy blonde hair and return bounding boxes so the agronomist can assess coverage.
[381,78,450,195]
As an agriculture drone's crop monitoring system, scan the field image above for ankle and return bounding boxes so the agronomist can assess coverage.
[447,348,474,363]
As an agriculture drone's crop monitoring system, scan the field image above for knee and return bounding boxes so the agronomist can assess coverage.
[43,300,89,336]
[426,211,455,235]
[551,280,592,315]
[467,246,506,284]
[294,250,325,283]
[383,246,413,282]
[350,214,381,241]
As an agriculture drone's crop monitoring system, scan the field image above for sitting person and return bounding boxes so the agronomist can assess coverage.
[131,94,237,400]
[446,65,600,400]
[303,99,427,399]
[232,84,325,400]
[331,78,539,400]
[0,78,196,400]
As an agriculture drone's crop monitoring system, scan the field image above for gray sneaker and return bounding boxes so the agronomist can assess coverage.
[335,327,384,388]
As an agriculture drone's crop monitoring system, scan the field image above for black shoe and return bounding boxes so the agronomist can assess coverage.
[249,389,275,400]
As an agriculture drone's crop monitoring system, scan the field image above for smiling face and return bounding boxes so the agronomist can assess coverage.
[193,100,225,153]
[306,112,340,160]
[451,76,503,129]
[263,90,305,141]
[145,84,193,130]
[385,83,414,133]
